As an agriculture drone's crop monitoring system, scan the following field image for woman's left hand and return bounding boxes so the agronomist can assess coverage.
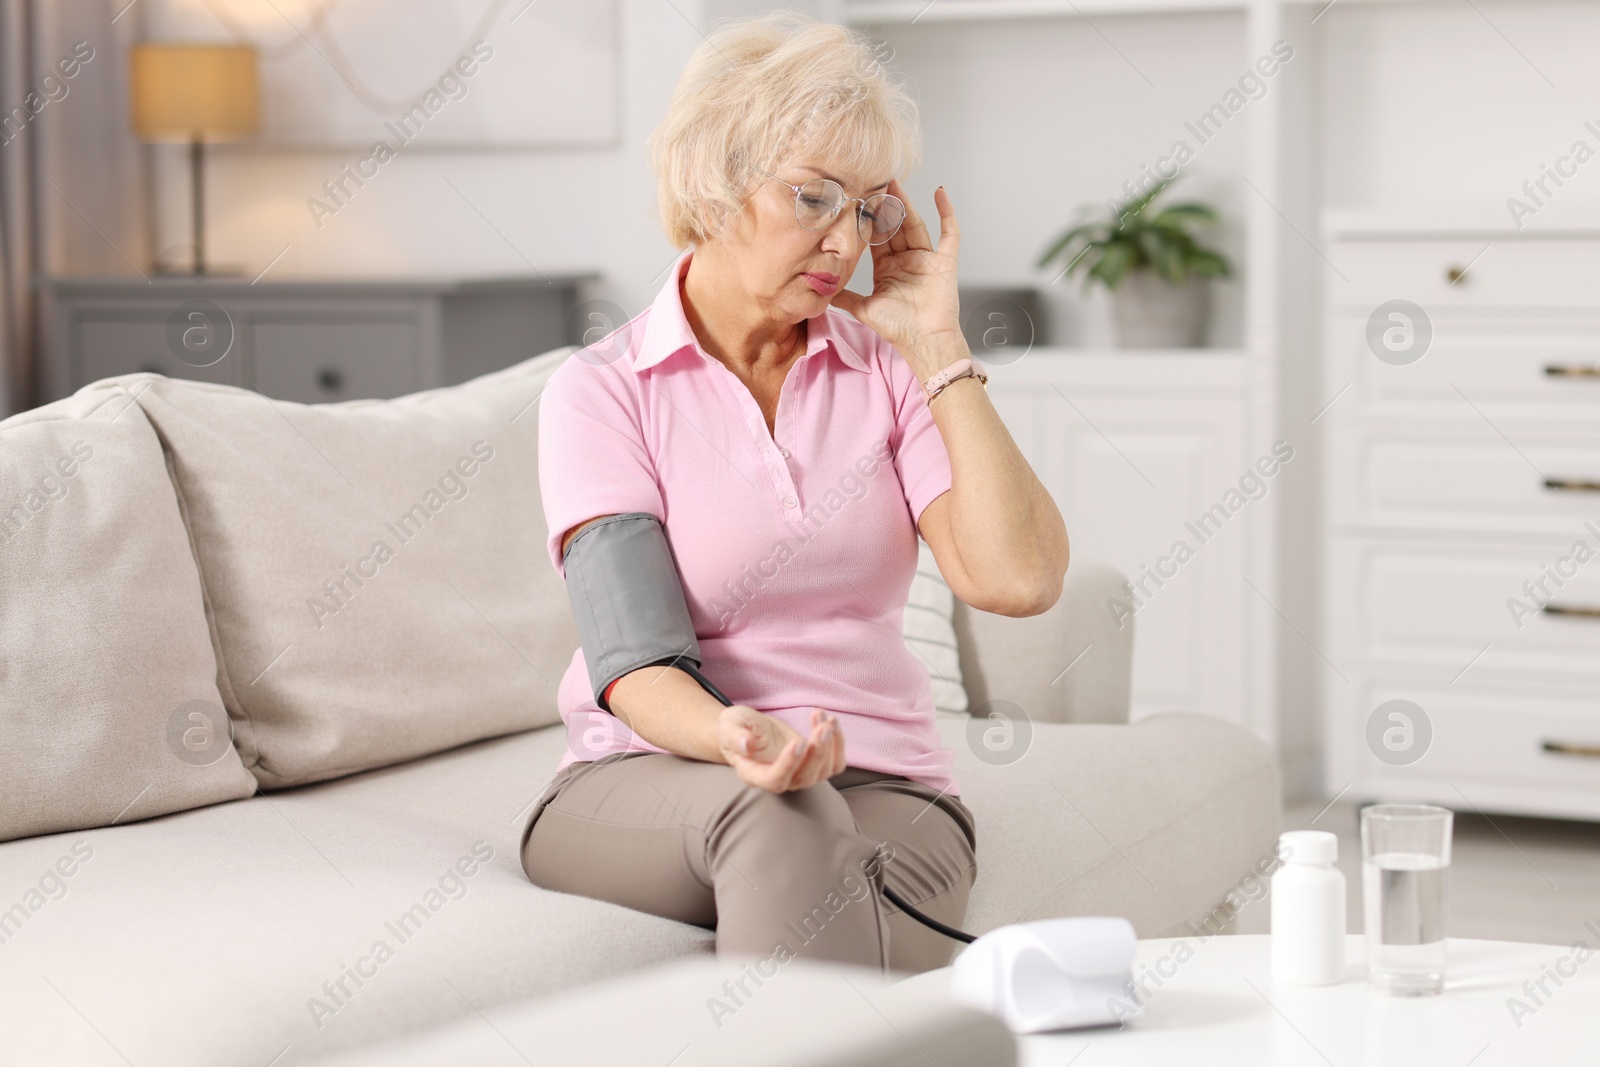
[827,179,962,363]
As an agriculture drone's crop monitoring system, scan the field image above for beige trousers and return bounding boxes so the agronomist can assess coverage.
[519,750,978,975]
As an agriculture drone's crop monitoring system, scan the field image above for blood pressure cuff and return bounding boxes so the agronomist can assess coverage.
[560,512,726,712]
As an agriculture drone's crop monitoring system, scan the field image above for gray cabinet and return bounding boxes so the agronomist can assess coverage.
[250,313,418,403]
[37,274,597,404]
[75,312,244,389]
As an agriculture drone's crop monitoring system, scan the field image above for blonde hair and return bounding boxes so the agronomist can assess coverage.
[647,11,923,249]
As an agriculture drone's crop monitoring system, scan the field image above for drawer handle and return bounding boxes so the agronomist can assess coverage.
[1542,741,1600,760]
[1542,603,1600,619]
[1445,265,1469,284]
[1544,363,1600,378]
[1543,477,1600,493]
[317,368,344,393]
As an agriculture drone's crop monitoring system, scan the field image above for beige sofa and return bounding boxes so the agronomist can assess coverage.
[0,346,1279,1066]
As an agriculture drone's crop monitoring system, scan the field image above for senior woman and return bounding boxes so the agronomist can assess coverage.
[519,13,1068,975]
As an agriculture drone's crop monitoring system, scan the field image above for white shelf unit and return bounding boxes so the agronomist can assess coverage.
[1320,211,1600,821]
[982,352,1253,725]
[843,0,1250,21]
[835,1,1297,755]
[840,0,1446,20]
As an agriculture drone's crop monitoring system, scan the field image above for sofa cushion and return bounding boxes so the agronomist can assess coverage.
[0,712,1276,1066]
[305,956,1015,1067]
[0,723,711,1067]
[0,383,257,842]
[954,557,1134,726]
[905,539,969,718]
[950,712,1281,938]
[111,348,581,788]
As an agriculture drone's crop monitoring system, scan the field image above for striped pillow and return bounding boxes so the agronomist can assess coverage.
[903,539,970,717]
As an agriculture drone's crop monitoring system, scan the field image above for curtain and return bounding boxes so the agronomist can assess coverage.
[0,0,149,418]
[0,0,37,419]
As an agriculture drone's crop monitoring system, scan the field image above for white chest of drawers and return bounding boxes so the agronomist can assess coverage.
[1322,212,1600,821]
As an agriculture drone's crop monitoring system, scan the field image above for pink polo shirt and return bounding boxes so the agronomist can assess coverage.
[537,248,960,795]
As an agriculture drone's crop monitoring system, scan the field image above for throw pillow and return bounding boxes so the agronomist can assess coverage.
[903,538,970,717]
[0,384,258,840]
[118,348,579,789]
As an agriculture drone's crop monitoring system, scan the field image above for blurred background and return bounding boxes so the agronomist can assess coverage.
[3,0,1598,934]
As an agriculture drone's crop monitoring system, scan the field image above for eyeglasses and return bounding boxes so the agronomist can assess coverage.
[736,157,907,246]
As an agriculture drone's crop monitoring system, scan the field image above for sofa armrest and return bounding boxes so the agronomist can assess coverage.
[952,557,1132,725]
[945,713,1282,940]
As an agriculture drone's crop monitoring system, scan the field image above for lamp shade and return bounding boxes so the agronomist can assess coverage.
[130,44,259,142]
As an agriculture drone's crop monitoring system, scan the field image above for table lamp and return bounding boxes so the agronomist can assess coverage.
[129,43,259,275]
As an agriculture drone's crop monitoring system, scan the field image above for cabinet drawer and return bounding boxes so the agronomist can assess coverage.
[1329,539,1600,679]
[1428,701,1600,789]
[74,313,244,388]
[1331,675,1600,810]
[1329,426,1600,536]
[250,315,418,403]
[1329,238,1600,310]
[1325,316,1600,420]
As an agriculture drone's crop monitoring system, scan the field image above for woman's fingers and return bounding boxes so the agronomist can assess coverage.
[745,763,788,794]
[799,712,831,787]
[931,184,959,260]
[771,731,811,791]
[792,712,838,789]
[732,711,844,793]
[888,176,932,254]
[737,733,803,793]
[827,713,844,776]
[788,734,823,791]
[819,712,843,778]
[885,177,914,255]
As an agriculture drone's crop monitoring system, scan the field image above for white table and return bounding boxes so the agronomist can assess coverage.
[893,935,1598,1065]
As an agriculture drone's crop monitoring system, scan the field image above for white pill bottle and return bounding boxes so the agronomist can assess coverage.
[1270,829,1347,985]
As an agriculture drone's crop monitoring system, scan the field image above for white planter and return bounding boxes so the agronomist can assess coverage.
[1111,272,1210,348]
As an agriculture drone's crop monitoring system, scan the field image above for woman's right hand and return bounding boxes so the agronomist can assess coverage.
[718,704,845,793]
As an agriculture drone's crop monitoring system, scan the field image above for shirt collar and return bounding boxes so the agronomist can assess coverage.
[632,247,871,375]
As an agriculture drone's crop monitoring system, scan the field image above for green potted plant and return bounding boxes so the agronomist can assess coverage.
[1036,177,1231,348]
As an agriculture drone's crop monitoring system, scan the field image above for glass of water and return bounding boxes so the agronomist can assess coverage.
[1361,803,1453,995]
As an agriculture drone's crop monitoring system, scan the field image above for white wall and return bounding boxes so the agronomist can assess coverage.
[1319,0,1600,214]
[870,0,1600,797]
[153,0,703,318]
[143,0,1600,312]
[164,3,1271,347]
[877,10,1256,348]
[155,0,1600,801]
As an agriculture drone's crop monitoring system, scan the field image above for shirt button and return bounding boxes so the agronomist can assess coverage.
[779,448,790,458]
[783,495,797,508]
